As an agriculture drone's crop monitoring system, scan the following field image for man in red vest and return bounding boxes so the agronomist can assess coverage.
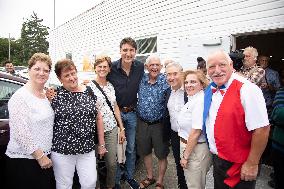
[203,50,270,189]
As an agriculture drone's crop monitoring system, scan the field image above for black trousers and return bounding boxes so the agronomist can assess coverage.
[212,155,256,189]
[170,130,188,189]
[6,156,56,189]
[0,146,7,188]
[273,149,284,189]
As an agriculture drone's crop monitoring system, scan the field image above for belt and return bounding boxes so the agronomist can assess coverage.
[140,118,161,125]
[180,137,205,144]
[119,106,135,113]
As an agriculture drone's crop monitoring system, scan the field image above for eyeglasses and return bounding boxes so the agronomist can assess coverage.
[31,67,50,74]
[184,80,199,85]
[149,64,161,67]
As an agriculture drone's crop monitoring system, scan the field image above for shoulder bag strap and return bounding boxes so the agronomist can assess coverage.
[91,80,116,118]
[86,86,96,101]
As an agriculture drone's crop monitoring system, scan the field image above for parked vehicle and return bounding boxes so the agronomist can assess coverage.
[14,66,27,72]
[0,72,27,185]
[0,72,27,148]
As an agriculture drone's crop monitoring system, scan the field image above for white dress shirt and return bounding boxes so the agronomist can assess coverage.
[167,87,185,132]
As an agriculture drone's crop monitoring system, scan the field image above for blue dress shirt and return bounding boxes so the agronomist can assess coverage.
[137,73,169,122]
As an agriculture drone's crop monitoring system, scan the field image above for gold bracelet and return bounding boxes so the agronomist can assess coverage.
[120,127,125,132]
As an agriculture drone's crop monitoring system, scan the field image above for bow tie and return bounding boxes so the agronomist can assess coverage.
[211,83,226,96]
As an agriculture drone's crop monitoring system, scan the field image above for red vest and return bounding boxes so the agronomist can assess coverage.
[214,79,252,163]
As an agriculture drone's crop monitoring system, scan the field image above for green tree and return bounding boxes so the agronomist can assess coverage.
[0,38,22,66]
[20,12,49,65]
[0,38,10,65]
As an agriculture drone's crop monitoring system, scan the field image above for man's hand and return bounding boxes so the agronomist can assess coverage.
[46,87,57,101]
[240,161,258,181]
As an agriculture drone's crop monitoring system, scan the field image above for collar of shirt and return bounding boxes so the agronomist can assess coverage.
[210,73,238,93]
[187,90,204,101]
[116,58,139,70]
[171,86,184,93]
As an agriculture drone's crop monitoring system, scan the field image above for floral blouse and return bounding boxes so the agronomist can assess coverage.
[89,81,117,132]
[51,86,97,155]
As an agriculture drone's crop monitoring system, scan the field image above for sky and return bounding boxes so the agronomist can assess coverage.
[0,0,100,39]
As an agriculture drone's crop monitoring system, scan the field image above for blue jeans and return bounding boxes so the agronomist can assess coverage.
[115,111,137,184]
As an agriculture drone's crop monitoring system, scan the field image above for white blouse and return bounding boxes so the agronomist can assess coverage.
[177,90,206,143]
[6,86,54,159]
[89,81,117,132]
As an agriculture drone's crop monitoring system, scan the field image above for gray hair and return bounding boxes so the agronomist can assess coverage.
[163,58,175,68]
[165,62,183,72]
[244,46,258,60]
[145,54,161,65]
[206,50,233,67]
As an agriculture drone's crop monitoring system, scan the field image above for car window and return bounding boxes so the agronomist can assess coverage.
[0,80,23,119]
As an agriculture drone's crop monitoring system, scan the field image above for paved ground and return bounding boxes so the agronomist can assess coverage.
[120,150,273,189]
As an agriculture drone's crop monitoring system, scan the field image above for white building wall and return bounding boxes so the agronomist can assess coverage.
[49,0,284,70]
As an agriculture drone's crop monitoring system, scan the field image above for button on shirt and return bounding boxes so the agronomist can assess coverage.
[167,87,185,132]
[206,73,269,155]
[177,90,206,143]
[107,59,144,108]
[137,73,169,121]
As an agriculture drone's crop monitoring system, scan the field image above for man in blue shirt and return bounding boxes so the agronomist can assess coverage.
[136,55,169,189]
[107,37,144,189]
[258,55,281,112]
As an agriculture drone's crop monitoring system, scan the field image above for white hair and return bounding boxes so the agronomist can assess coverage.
[165,62,183,72]
[206,50,233,67]
[145,54,161,65]
[163,58,175,68]
[244,46,258,60]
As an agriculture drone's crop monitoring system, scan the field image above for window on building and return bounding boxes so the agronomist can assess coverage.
[136,36,157,54]
[136,36,157,64]
[66,53,72,60]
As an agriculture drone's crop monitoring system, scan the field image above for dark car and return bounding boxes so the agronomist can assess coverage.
[0,72,27,145]
[0,72,27,183]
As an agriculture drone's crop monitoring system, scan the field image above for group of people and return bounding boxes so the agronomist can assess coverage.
[4,37,281,189]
